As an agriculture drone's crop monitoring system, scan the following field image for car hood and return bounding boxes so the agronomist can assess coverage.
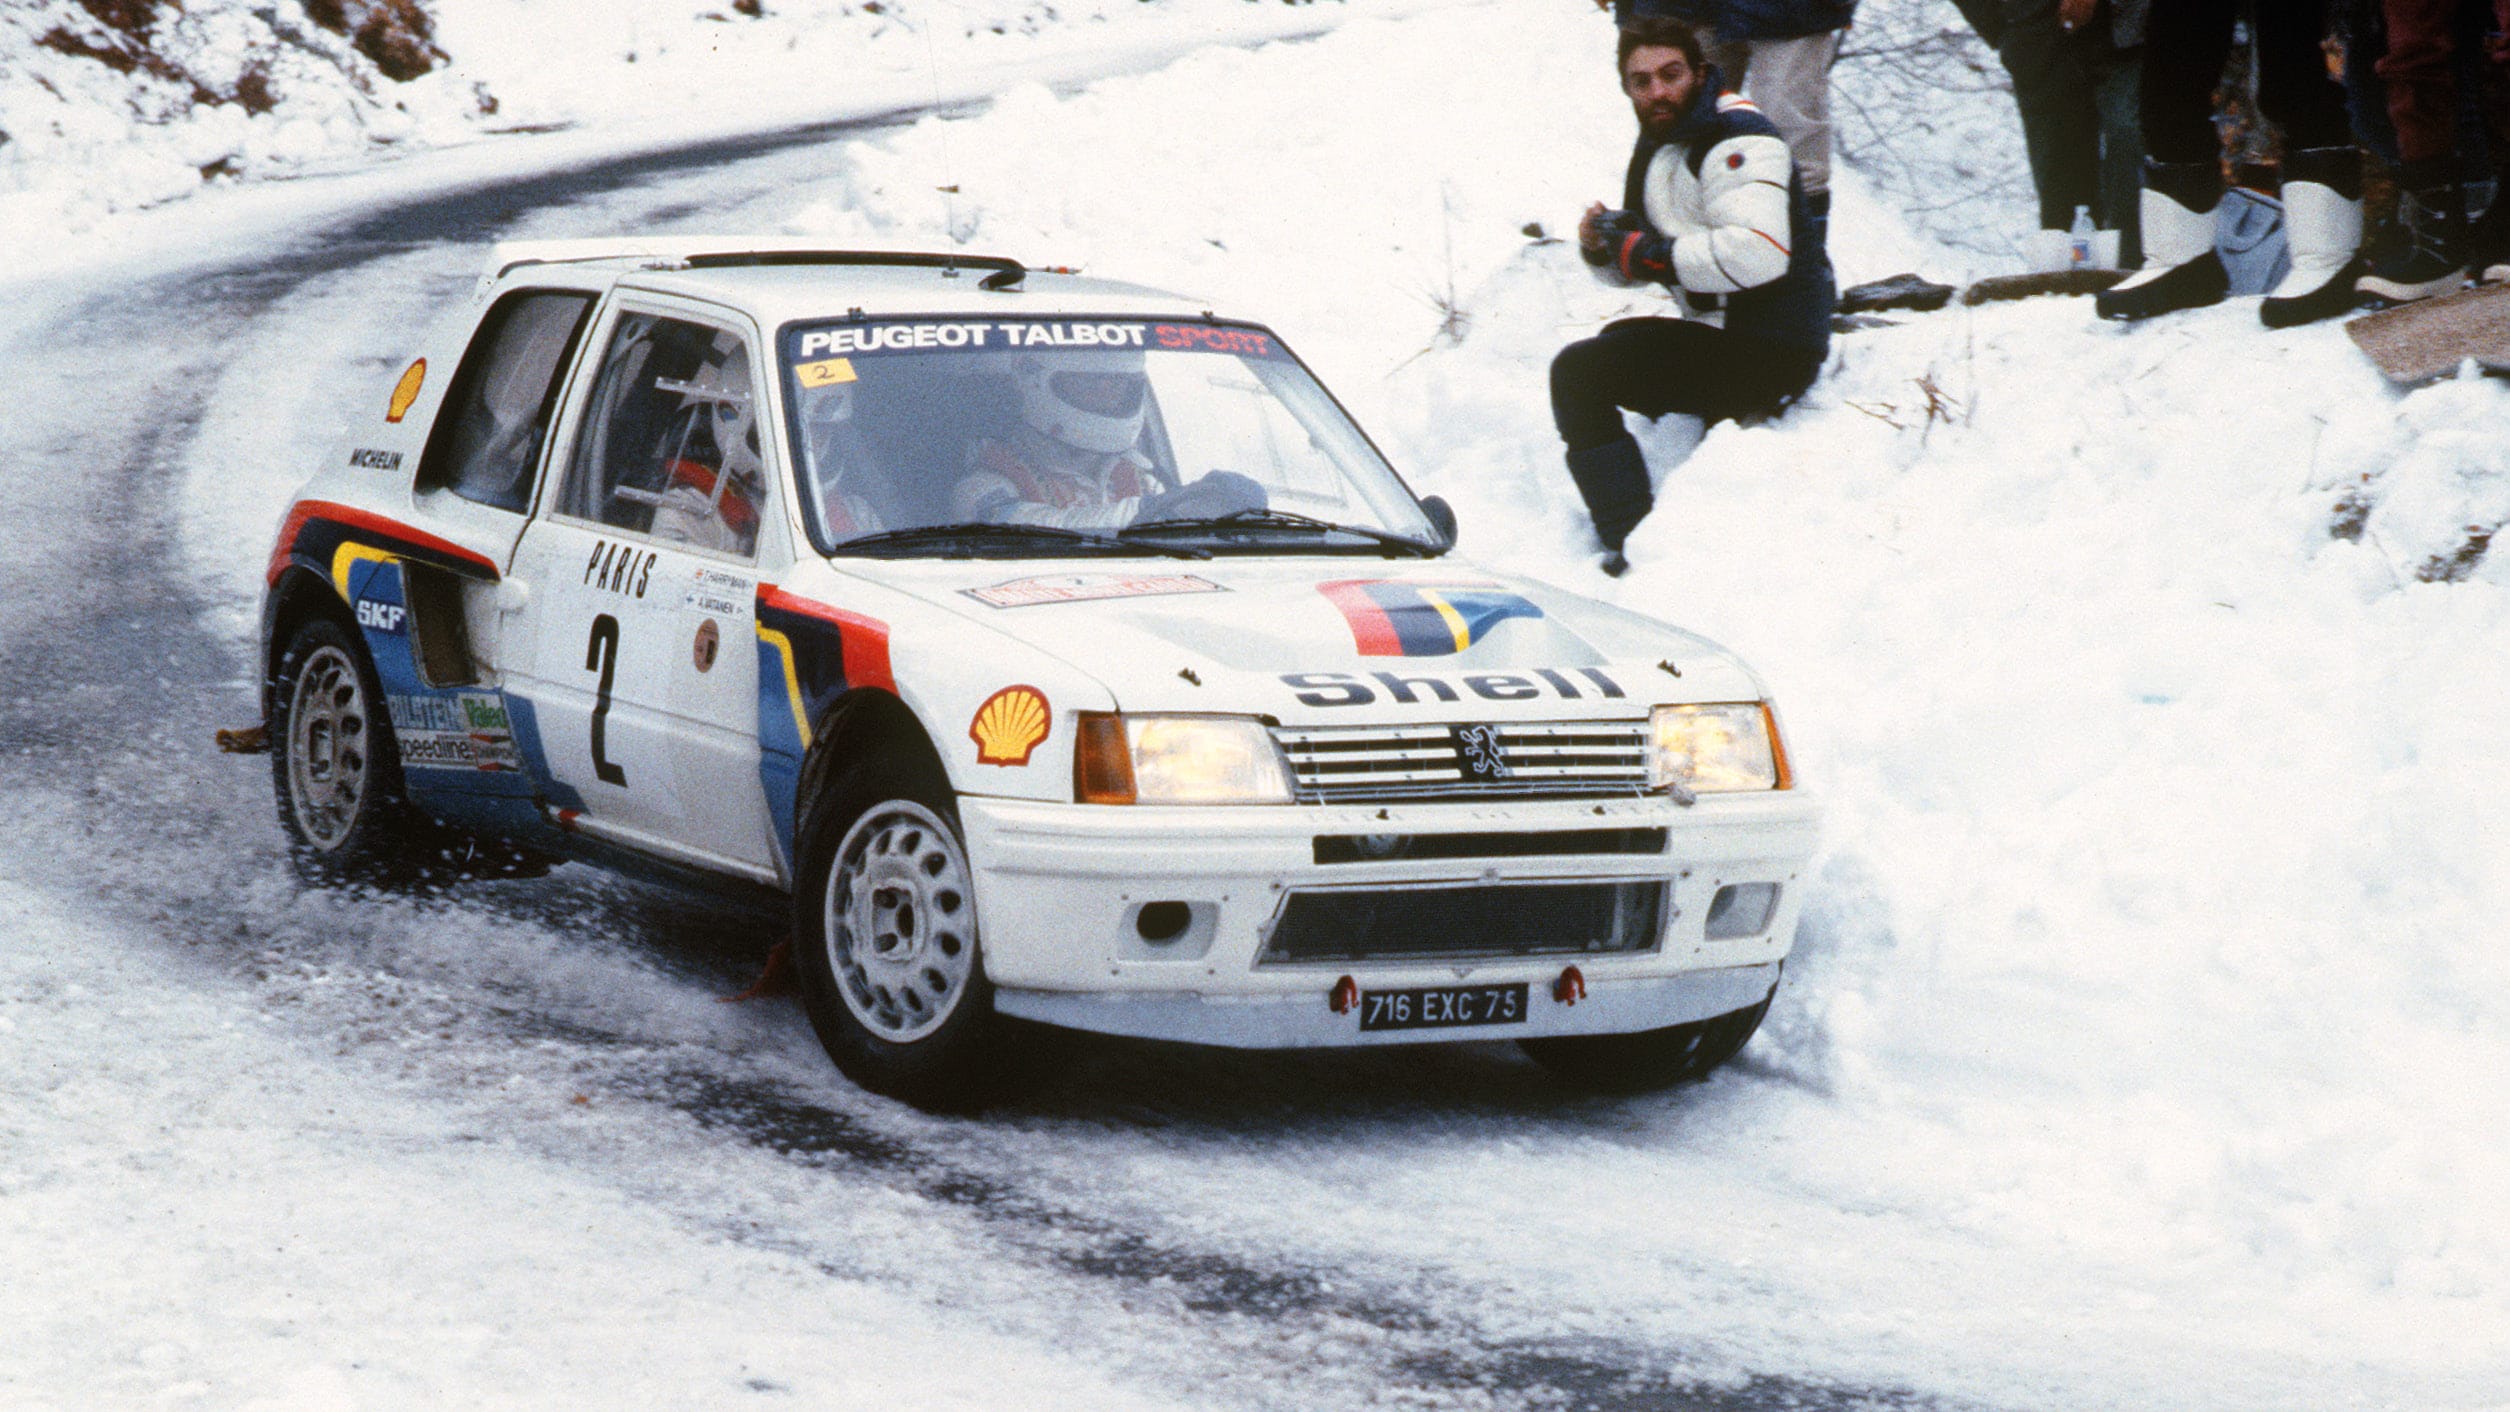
[844,557,1765,722]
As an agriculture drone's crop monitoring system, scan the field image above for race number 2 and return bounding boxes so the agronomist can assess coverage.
[586,613,626,787]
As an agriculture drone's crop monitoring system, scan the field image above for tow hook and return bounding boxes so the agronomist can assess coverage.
[1328,975,1359,1015]
[1552,966,1586,1006]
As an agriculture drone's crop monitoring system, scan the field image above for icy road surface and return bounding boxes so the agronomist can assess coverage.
[6,6,2509,1409]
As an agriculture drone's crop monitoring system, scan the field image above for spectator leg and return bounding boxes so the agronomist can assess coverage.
[2377,0,2461,165]
[2093,43,2145,263]
[1999,0,2103,230]
[1732,29,1842,200]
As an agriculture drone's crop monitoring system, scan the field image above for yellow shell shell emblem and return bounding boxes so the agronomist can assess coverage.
[385,358,427,424]
[969,686,1051,767]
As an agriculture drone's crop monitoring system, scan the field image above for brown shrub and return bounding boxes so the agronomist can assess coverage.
[233,62,278,115]
[304,0,444,81]
[75,0,164,36]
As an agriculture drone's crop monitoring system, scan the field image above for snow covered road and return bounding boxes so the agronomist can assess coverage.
[5,6,2508,1409]
[0,90,1963,1412]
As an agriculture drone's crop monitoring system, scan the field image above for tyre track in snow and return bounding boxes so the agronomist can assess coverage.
[0,114,1974,1412]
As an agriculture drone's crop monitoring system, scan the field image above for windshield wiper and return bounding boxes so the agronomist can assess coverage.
[1119,507,1442,556]
[834,522,1209,560]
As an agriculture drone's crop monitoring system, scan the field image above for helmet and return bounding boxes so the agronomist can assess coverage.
[1013,348,1148,455]
[675,342,761,488]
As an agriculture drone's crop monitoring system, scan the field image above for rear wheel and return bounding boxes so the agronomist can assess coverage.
[793,764,1034,1109]
[1519,985,1774,1093]
[268,616,425,883]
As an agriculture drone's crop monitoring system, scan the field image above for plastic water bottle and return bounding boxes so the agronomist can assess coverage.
[2068,208,2096,270]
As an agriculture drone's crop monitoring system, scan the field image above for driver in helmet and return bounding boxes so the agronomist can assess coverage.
[952,348,1263,529]
[797,376,882,541]
[649,343,765,556]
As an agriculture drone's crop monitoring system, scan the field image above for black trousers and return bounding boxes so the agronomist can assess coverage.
[2142,0,2348,167]
[1549,318,1823,452]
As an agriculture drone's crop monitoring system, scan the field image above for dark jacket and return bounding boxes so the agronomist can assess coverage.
[1600,75,1835,355]
[1615,0,1857,42]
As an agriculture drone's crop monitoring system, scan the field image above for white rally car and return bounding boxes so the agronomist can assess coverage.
[257,237,1819,1107]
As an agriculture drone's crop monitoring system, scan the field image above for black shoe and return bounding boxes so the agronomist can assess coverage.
[1600,549,1631,578]
[1564,435,1653,558]
[2262,254,2368,328]
[2358,173,2468,303]
[2096,251,2229,320]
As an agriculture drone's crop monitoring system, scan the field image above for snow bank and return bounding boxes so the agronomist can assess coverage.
[0,0,1412,242]
[777,0,2510,1399]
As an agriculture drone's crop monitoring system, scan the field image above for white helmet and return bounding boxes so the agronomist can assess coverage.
[678,343,760,489]
[1014,348,1148,455]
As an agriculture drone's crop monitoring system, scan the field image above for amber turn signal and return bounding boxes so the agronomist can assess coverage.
[1073,711,1136,804]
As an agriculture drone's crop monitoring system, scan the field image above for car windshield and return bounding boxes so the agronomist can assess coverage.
[777,316,1441,556]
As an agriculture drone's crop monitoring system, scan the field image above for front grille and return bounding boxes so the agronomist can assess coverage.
[1273,721,1650,803]
[1260,880,1666,965]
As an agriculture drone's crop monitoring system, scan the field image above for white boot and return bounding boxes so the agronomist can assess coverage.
[2263,177,2365,327]
[2097,166,2226,320]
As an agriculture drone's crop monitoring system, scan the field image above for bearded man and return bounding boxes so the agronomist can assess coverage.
[1552,17,1835,575]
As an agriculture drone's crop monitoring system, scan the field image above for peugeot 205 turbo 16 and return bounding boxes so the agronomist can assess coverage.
[256,238,1819,1107]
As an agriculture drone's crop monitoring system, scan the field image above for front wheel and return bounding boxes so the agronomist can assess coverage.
[793,770,1032,1109]
[1519,985,1774,1093]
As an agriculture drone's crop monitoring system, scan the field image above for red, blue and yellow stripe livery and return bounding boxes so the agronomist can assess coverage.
[1318,579,1544,657]
[754,587,894,863]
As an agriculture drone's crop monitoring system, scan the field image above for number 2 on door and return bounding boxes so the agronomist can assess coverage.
[586,613,626,787]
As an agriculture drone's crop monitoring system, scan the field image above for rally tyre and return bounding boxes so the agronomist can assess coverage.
[794,764,1033,1111]
[268,615,428,883]
[1518,986,1774,1093]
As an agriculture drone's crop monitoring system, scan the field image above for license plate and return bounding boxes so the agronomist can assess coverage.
[1357,983,1529,1032]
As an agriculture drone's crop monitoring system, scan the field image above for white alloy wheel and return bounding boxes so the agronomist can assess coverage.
[823,799,978,1044]
[286,642,374,851]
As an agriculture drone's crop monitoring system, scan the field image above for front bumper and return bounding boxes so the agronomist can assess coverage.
[958,789,1818,1048]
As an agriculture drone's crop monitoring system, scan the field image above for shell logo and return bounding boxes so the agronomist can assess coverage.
[969,685,1051,766]
[385,358,427,424]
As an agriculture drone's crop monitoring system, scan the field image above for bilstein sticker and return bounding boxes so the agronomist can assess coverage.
[385,359,427,424]
[969,686,1051,766]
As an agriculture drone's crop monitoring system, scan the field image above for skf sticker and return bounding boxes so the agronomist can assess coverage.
[693,619,719,673]
[385,359,427,424]
[965,573,1225,610]
[969,686,1050,766]
[1318,580,1544,657]
[794,357,857,388]
[355,597,408,635]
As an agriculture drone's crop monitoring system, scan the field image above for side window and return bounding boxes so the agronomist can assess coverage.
[415,290,595,513]
[562,313,765,559]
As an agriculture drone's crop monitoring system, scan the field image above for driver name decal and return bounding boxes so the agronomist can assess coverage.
[1319,580,1544,657]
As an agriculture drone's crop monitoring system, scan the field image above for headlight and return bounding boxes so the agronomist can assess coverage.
[1074,713,1293,804]
[1649,702,1790,794]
